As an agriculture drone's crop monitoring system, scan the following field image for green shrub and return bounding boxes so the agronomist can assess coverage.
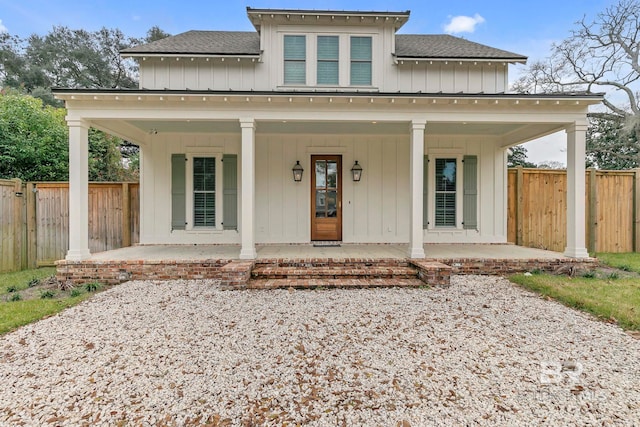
[619,265,632,272]
[582,271,596,279]
[9,293,22,302]
[27,278,40,288]
[608,272,620,280]
[70,289,83,297]
[84,282,101,292]
[39,290,56,299]
[6,285,17,293]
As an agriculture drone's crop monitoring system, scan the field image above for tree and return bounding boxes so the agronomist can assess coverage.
[587,115,638,169]
[513,0,640,167]
[0,89,69,181]
[507,145,537,168]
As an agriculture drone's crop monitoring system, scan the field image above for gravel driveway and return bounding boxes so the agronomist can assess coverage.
[0,276,639,426]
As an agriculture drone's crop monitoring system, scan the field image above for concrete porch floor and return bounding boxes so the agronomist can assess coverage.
[86,243,573,262]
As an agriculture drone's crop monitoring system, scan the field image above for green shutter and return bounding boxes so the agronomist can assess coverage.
[223,154,238,230]
[284,35,306,84]
[463,155,478,230]
[423,155,429,229]
[171,154,186,230]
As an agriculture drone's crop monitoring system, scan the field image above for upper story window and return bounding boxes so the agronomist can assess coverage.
[317,36,339,85]
[284,35,306,84]
[350,36,372,86]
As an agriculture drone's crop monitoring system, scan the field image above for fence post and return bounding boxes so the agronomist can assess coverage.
[515,166,524,246]
[11,178,23,270]
[122,183,131,247]
[26,182,38,269]
[588,168,597,255]
[635,169,640,252]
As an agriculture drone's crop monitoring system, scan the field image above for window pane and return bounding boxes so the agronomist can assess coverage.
[350,62,371,85]
[318,36,338,60]
[435,159,456,191]
[327,161,337,188]
[435,193,456,227]
[317,62,338,85]
[350,37,372,60]
[327,190,337,217]
[315,160,326,188]
[284,61,306,84]
[315,190,326,217]
[284,35,306,59]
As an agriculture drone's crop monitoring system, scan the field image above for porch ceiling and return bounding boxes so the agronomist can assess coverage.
[103,118,548,140]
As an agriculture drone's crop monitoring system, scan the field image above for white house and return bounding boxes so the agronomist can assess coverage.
[54,8,600,261]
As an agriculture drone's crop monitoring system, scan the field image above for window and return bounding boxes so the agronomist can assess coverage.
[317,36,339,85]
[192,157,216,227]
[350,36,372,85]
[284,35,306,84]
[435,158,457,227]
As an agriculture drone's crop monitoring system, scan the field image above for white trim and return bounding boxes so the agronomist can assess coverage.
[185,148,224,232]
[306,146,348,154]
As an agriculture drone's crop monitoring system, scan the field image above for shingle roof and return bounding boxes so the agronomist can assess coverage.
[121,31,260,55]
[396,34,526,61]
[121,31,526,62]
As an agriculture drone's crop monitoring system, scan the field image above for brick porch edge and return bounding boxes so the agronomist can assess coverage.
[55,256,596,287]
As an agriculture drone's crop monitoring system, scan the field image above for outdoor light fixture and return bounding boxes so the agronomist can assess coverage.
[292,161,304,182]
[351,161,363,182]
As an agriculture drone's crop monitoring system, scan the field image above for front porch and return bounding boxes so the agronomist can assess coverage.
[56,243,597,288]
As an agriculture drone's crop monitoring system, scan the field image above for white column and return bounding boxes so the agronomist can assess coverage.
[409,120,426,258]
[564,122,589,258]
[239,118,257,259]
[65,119,91,261]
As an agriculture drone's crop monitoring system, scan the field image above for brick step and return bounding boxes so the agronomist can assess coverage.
[244,277,427,290]
[251,266,418,280]
[253,259,410,269]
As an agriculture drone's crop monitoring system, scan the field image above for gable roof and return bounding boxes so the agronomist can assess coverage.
[121,31,260,56]
[121,31,526,62]
[396,35,526,62]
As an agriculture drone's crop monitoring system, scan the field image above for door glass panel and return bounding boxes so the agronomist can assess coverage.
[315,190,326,217]
[315,161,326,188]
[327,190,337,217]
[327,161,337,188]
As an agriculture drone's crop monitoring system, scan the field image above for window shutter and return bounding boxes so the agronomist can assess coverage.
[223,154,238,230]
[423,155,428,229]
[284,35,306,84]
[463,155,478,230]
[171,154,186,230]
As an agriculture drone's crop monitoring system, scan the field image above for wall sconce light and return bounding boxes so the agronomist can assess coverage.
[351,160,363,182]
[292,160,304,182]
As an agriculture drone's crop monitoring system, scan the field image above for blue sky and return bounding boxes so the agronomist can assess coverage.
[0,0,617,164]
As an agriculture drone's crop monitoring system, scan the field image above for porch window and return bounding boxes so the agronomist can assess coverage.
[434,158,457,227]
[193,157,216,227]
[350,36,372,85]
[317,36,339,85]
[284,35,306,84]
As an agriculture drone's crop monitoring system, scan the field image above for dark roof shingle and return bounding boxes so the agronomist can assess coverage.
[121,31,526,62]
[396,34,526,61]
[121,31,260,55]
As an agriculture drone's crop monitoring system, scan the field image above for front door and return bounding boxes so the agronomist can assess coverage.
[311,155,342,241]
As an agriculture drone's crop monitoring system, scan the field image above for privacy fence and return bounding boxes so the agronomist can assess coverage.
[1,180,139,273]
[1,169,639,273]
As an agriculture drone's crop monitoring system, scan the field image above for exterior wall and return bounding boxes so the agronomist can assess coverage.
[139,131,507,245]
[138,24,509,94]
[424,135,507,244]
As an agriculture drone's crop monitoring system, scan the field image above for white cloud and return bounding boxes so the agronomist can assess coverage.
[0,19,8,33]
[132,15,141,22]
[444,14,485,34]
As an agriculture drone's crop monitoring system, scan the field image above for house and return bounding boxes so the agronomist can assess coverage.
[54,8,600,262]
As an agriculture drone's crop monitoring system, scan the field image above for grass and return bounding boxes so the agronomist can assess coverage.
[510,273,640,331]
[596,252,640,273]
[0,267,101,335]
[0,267,56,295]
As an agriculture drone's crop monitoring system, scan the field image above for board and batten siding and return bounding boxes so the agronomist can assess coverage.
[139,132,507,245]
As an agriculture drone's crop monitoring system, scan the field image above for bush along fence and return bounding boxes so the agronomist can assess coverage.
[2,168,640,273]
[1,179,139,273]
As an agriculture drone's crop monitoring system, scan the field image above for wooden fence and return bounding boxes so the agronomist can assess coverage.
[2,169,640,273]
[0,180,139,273]
[507,168,640,253]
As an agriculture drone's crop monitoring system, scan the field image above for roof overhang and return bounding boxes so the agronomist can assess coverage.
[394,56,527,65]
[121,53,262,61]
[246,7,410,32]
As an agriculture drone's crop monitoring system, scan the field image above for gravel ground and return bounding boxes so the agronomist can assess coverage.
[0,276,639,426]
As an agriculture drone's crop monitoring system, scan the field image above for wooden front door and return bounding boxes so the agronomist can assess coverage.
[311,155,342,241]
